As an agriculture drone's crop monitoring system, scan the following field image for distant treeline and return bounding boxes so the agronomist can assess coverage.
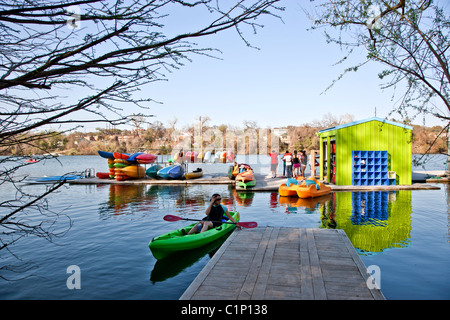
[3,115,448,156]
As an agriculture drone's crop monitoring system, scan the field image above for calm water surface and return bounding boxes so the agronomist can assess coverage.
[0,155,449,299]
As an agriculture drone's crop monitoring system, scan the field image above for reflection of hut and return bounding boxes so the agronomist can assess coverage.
[317,117,412,185]
[332,191,412,255]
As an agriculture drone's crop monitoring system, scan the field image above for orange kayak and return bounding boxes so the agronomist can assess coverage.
[115,165,145,179]
[236,169,254,183]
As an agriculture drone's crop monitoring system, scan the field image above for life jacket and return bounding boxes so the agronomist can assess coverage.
[208,204,224,222]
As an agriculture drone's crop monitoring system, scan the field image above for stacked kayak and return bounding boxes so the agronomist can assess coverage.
[149,211,240,259]
[236,168,256,189]
[228,163,251,180]
[97,150,156,181]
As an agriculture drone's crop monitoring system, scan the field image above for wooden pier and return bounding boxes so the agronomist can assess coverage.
[180,227,385,300]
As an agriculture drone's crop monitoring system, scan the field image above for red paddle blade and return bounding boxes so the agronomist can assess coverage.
[237,221,258,228]
[163,215,183,222]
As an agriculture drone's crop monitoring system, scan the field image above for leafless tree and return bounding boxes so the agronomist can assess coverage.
[0,0,283,277]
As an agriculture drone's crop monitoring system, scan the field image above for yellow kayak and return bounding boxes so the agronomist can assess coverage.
[184,168,203,180]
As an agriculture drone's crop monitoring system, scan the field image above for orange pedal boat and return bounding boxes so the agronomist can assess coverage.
[278,177,306,197]
[295,177,331,198]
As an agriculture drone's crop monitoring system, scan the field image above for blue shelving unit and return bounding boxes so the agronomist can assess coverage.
[352,150,396,186]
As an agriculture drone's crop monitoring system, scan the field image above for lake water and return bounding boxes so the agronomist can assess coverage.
[0,154,449,300]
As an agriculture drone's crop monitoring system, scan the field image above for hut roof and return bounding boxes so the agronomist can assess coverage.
[318,117,413,135]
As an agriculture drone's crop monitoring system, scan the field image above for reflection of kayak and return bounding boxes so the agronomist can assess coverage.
[150,234,231,282]
[149,211,239,259]
[184,168,203,180]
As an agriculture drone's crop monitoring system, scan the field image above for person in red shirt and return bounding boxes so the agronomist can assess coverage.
[268,150,278,178]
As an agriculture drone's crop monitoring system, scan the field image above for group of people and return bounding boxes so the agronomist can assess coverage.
[269,150,308,178]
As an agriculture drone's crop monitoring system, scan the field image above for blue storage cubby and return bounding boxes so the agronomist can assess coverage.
[352,150,394,186]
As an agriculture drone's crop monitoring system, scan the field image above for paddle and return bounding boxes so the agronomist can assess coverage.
[163,215,257,229]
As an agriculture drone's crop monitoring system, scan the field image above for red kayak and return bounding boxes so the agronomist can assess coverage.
[96,172,110,179]
[136,153,157,164]
[113,152,130,160]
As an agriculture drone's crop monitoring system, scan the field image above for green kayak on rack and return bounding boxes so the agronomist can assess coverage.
[237,179,256,189]
[149,211,240,260]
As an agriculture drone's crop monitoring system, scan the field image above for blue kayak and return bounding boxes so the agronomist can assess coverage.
[26,174,84,184]
[146,164,163,178]
[126,152,144,163]
[157,165,183,179]
[97,150,114,159]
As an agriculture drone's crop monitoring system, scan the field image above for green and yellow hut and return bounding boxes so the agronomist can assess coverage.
[317,117,412,185]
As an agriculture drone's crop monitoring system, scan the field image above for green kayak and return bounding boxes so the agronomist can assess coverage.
[149,211,240,259]
[237,179,256,189]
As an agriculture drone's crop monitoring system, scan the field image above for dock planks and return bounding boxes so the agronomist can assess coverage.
[180,227,385,300]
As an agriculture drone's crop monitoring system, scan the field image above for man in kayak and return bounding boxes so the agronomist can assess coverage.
[185,193,239,234]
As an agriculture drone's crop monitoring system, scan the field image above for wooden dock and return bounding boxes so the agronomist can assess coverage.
[180,227,385,300]
[69,173,440,191]
[235,174,440,192]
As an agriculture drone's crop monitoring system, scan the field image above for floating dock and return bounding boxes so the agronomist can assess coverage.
[70,173,440,191]
[180,227,385,300]
[234,174,440,192]
[69,175,234,185]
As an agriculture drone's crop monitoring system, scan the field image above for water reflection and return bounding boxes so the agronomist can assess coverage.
[330,191,412,255]
[150,233,231,283]
[279,194,331,214]
[99,184,414,258]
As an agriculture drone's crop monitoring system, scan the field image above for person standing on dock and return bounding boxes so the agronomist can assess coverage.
[281,150,291,177]
[300,150,308,177]
[269,150,278,178]
[283,151,293,178]
[292,150,301,177]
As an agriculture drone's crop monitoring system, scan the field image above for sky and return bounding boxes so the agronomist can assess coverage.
[49,0,449,132]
